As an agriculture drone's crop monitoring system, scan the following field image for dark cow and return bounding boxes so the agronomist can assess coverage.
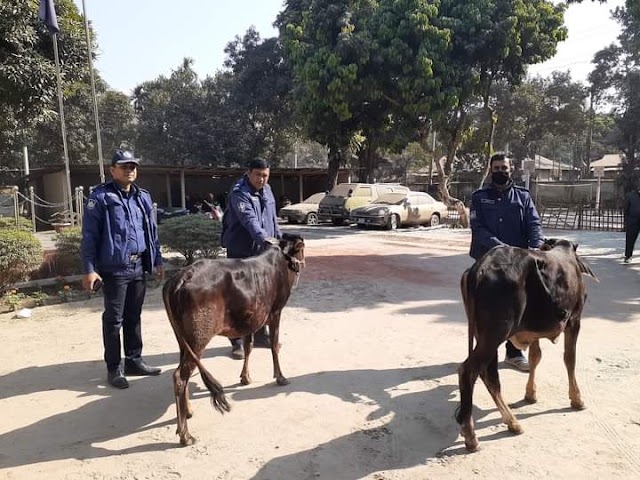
[162,233,305,446]
[456,239,597,451]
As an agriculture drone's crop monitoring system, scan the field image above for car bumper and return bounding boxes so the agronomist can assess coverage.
[351,215,387,227]
[283,213,306,222]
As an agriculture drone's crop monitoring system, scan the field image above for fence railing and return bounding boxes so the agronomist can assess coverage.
[539,204,624,232]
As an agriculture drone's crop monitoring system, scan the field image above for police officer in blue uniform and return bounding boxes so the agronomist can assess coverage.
[469,152,544,372]
[81,150,164,389]
[221,158,282,359]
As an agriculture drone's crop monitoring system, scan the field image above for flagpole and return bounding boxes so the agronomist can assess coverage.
[52,32,75,227]
[81,0,105,183]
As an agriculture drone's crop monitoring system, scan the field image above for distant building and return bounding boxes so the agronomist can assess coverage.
[523,154,579,181]
[589,153,624,179]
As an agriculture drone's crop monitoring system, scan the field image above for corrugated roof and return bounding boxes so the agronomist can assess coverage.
[590,153,623,170]
[525,154,576,171]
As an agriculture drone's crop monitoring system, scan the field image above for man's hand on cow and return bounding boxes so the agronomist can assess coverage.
[155,265,165,280]
[264,237,280,248]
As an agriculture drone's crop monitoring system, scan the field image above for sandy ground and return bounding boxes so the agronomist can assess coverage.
[2,225,640,480]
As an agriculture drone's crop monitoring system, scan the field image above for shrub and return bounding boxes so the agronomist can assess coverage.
[0,229,43,293]
[54,227,83,275]
[0,216,33,231]
[159,214,223,264]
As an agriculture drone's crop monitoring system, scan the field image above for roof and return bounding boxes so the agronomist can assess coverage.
[590,153,623,170]
[524,154,577,171]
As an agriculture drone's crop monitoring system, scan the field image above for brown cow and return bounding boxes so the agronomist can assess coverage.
[456,239,597,451]
[162,234,305,446]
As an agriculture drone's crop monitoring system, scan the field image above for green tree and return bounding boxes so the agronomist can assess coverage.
[224,28,297,165]
[279,0,452,188]
[434,0,567,189]
[589,2,640,191]
[134,58,209,165]
[0,0,93,167]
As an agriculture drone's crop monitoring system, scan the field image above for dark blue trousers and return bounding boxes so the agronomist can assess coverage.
[101,263,146,371]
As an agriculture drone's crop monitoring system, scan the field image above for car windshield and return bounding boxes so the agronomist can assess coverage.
[329,184,358,196]
[373,193,407,205]
[303,193,325,204]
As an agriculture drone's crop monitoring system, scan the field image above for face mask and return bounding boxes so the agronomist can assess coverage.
[491,171,510,185]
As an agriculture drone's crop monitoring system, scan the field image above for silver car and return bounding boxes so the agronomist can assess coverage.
[279,192,326,225]
[350,191,448,230]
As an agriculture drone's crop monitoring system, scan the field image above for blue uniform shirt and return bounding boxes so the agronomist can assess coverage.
[469,182,544,260]
[81,181,163,274]
[221,175,281,258]
[117,185,146,255]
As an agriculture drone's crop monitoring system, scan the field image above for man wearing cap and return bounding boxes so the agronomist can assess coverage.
[221,158,282,359]
[81,150,164,389]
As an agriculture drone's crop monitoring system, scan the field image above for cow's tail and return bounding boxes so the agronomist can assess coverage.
[162,278,231,414]
[460,269,475,356]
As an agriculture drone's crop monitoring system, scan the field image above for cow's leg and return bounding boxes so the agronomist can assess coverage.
[525,339,542,403]
[456,350,486,452]
[564,318,585,410]
[479,349,523,435]
[240,334,254,385]
[173,350,197,446]
[269,311,289,386]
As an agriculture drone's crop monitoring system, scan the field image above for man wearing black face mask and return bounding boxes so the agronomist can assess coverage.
[469,152,544,371]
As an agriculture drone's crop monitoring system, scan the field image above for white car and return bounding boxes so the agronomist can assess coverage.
[350,191,448,230]
[279,192,326,225]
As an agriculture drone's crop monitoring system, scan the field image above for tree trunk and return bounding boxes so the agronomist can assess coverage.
[357,143,377,183]
[421,112,469,228]
[325,144,341,192]
[478,103,497,189]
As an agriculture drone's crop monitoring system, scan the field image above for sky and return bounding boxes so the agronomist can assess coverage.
[72,0,625,95]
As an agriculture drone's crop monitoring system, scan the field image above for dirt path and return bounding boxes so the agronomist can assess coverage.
[1,227,640,479]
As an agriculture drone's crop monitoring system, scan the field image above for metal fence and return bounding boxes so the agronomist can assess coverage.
[538,204,624,232]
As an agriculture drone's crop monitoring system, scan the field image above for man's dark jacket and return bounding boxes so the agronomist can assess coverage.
[469,182,544,260]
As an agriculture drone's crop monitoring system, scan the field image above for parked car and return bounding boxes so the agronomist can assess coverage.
[350,191,448,230]
[279,192,326,225]
[318,183,410,225]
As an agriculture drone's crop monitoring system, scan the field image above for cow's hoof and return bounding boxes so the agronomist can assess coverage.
[524,394,537,404]
[571,400,586,410]
[464,437,479,452]
[276,376,290,386]
[507,422,524,434]
[180,434,197,446]
[240,376,252,385]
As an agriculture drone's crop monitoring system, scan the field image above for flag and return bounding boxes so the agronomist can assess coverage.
[38,0,60,34]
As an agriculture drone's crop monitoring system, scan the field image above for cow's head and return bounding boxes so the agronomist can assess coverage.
[541,238,578,251]
[279,233,306,273]
[540,238,597,280]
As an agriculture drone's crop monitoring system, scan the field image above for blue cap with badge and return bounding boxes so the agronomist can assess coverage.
[111,150,140,166]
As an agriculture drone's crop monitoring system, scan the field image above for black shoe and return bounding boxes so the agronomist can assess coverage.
[124,359,161,376]
[107,368,129,389]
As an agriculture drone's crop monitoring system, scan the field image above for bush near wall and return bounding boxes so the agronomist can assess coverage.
[0,216,33,231]
[0,229,43,293]
[54,227,83,276]
[159,214,223,265]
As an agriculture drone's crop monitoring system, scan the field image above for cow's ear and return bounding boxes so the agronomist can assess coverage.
[572,241,579,251]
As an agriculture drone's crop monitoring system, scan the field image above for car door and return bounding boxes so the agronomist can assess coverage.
[419,193,438,224]
[405,193,422,225]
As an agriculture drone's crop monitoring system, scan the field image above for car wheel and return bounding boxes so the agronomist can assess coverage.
[430,213,440,227]
[288,217,299,224]
[306,212,319,226]
[388,214,400,230]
